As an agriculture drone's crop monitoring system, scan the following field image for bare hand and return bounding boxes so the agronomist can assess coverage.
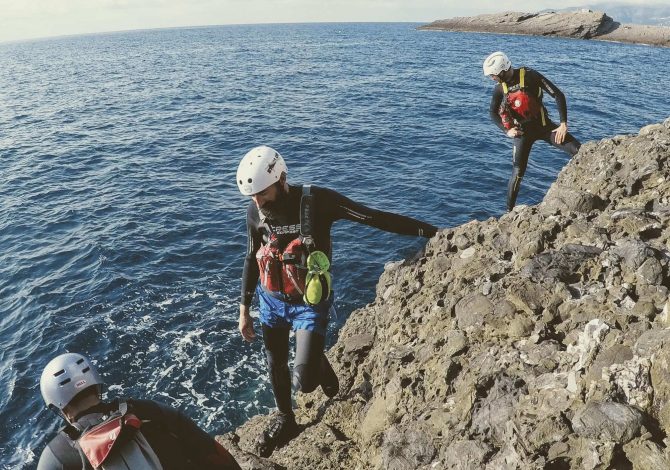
[239,304,256,342]
[506,127,523,138]
[554,122,568,144]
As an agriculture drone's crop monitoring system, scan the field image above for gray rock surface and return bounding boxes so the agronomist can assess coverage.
[218,117,670,468]
[419,10,670,48]
[572,401,643,443]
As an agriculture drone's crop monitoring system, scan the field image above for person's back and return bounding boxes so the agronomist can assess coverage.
[37,353,241,470]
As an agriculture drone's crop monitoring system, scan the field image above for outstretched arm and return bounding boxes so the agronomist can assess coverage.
[325,188,437,238]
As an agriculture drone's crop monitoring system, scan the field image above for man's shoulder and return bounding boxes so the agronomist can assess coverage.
[522,67,542,80]
[37,431,77,470]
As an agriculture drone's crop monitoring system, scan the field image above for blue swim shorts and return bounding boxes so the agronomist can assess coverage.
[257,286,334,336]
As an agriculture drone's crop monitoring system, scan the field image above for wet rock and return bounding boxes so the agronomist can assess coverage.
[572,401,643,444]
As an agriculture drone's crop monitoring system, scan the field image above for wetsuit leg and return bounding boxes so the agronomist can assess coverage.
[507,135,534,211]
[292,329,326,394]
[547,129,581,156]
[262,325,293,416]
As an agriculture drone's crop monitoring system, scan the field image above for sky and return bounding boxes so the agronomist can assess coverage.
[0,0,661,44]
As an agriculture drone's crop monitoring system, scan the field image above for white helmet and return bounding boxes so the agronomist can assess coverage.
[40,353,103,411]
[236,146,287,196]
[483,51,511,76]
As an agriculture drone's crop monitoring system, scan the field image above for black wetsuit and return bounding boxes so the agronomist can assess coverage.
[489,67,581,210]
[242,184,436,416]
[37,399,241,470]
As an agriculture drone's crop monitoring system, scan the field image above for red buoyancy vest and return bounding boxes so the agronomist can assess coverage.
[257,234,309,300]
[78,414,143,467]
[499,67,546,128]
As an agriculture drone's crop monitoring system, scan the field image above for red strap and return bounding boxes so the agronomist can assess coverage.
[78,417,123,468]
[78,413,142,467]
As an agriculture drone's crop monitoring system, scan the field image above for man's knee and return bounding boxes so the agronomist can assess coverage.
[567,139,581,156]
[292,364,318,393]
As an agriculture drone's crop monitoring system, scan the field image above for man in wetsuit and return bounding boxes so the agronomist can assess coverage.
[483,51,581,211]
[37,353,241,470]
[237,145,436,455]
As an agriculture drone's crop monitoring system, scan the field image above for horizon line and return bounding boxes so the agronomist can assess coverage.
[0,20,429,47]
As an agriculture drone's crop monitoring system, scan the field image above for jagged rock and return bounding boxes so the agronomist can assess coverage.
[604,356,653,410]
[612,239,659,270]
[649,342,670,436]
[455,293,493,330]
[542,188,607,214]
[343,333,375,356]
[568,319,611,371]
[568,437,616,470]
[216,435,283,470]
[380,425,436,470]
[471,374,527,444]
[572,401,643,444]
[521,244,603,283]
[222,119,670,469]
[419,11,670,47]
[623,437,670,469]
[441,440,493,470]
[585,344,633,384]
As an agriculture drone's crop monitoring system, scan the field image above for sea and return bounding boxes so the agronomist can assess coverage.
[1,22,668,468]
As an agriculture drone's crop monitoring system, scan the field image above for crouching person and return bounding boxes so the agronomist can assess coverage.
[37,353,241,470]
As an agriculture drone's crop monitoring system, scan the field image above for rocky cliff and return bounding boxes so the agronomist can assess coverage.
[419,11,670,48]
[218,118,670,469]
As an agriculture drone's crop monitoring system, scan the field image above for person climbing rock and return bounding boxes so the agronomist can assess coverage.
[37,353,241,470]
[483,51,581,211]
[236,145,436,456]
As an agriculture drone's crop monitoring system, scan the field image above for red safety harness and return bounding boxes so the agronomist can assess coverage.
[499,67,547,129]
[256,185,318,301]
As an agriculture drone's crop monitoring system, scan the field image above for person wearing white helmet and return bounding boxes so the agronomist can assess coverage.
[37,353,241,470]
[483,51,581,211]
[236,145,436,455]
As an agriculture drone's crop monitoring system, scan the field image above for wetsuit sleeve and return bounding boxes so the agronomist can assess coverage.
[240,202,262,306]
[533,69,568,123]
[321,188,437,237]
[489,85,507,132]
[134,400,242,470]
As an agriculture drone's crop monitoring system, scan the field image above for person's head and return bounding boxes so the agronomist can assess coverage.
[483,51,512,83]
[40,353,104,422]
[236,146,289,217]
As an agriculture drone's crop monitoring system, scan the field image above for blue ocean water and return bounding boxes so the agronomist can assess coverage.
[0,22,668,468]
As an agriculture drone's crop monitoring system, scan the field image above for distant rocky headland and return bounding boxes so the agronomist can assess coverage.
[418,10,670,48]
[217,117,670,469]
